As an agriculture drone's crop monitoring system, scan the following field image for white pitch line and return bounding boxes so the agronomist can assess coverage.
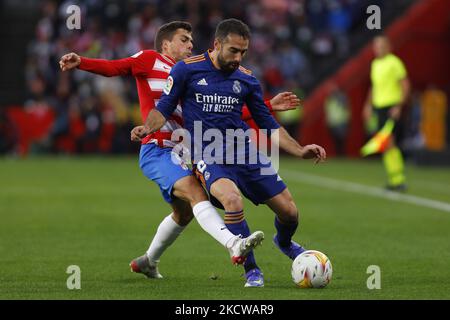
[282,170,450,213]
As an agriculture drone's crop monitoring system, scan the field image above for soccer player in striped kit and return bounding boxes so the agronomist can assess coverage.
[60,21,300,286]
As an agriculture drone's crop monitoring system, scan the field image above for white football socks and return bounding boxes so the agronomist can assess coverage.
[192,201,237,248]
[146,213,185,263]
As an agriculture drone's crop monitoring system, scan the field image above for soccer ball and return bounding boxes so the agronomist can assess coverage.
[291,250,332,288]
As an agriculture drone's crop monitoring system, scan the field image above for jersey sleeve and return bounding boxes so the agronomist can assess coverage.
[78,56,134,76]
[241,99,272,121]
[244,79,280,133]
[156,61,188,119]
[128,50,156,77]
[77,50,154,77]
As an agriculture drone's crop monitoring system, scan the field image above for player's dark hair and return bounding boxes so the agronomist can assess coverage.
[215,18,251,42]
[155,21,192,53]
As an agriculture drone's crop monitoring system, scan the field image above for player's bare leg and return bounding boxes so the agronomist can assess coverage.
[210,178,265,287]
[210,178,244,212]
[170,198,194,226]
[265,187,305,260]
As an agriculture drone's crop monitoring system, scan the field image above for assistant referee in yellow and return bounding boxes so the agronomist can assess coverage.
[363,35,410,191]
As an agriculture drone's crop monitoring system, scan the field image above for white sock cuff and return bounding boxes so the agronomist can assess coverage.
[192,201,214,218]
[146,213,185,263]
[191,201,235,247]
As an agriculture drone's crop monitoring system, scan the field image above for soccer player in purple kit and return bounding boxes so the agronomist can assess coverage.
[132,19,326,287]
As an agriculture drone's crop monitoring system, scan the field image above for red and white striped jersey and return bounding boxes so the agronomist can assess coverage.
[79,50,183,148]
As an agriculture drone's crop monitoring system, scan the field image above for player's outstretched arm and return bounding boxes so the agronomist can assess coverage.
[59,52,81,71]
[275,127,326,164]
[241,91,301,122]
[144,109,167,135]
[59,52,136,76]
[130,109,167,142]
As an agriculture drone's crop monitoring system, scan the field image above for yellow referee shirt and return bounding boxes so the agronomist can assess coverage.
[370,53,407,108]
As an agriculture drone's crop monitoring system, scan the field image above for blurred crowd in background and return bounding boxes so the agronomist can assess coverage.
[0,0,447,157]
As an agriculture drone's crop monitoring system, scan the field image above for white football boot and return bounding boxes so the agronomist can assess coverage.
[227,231,264,265]
[129,255,163,279]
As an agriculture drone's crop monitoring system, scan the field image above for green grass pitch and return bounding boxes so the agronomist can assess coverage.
[1,156,449,299]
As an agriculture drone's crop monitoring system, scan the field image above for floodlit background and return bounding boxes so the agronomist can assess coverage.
[0,0,449,299]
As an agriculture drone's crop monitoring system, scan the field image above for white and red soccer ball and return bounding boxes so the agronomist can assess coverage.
[291,250,333,288]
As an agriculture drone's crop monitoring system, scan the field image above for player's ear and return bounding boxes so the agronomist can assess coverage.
[213,38,221,51]
[162,39,170,53]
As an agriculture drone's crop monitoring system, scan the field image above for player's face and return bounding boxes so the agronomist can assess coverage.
[373,37,389,58]
[216,34,249,73]
[166,29,194,61]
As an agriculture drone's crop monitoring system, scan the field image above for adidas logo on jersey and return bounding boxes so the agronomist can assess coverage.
[197,78,208,86]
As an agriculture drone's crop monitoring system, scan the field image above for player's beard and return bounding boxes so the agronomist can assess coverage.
[217,52,239,73]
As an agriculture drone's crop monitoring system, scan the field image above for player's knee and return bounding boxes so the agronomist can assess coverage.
[188,183,209,203]
[220,192,243,211]
[173,176,208,204]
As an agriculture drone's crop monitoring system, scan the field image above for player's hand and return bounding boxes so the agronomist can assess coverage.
[59,52,81,71]
[270,92,301,111]
[300,144,326,164]
[389,105,402,121]
[130,125,149,142]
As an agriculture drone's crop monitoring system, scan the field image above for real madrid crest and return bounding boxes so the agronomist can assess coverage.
[232,80,241,94]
